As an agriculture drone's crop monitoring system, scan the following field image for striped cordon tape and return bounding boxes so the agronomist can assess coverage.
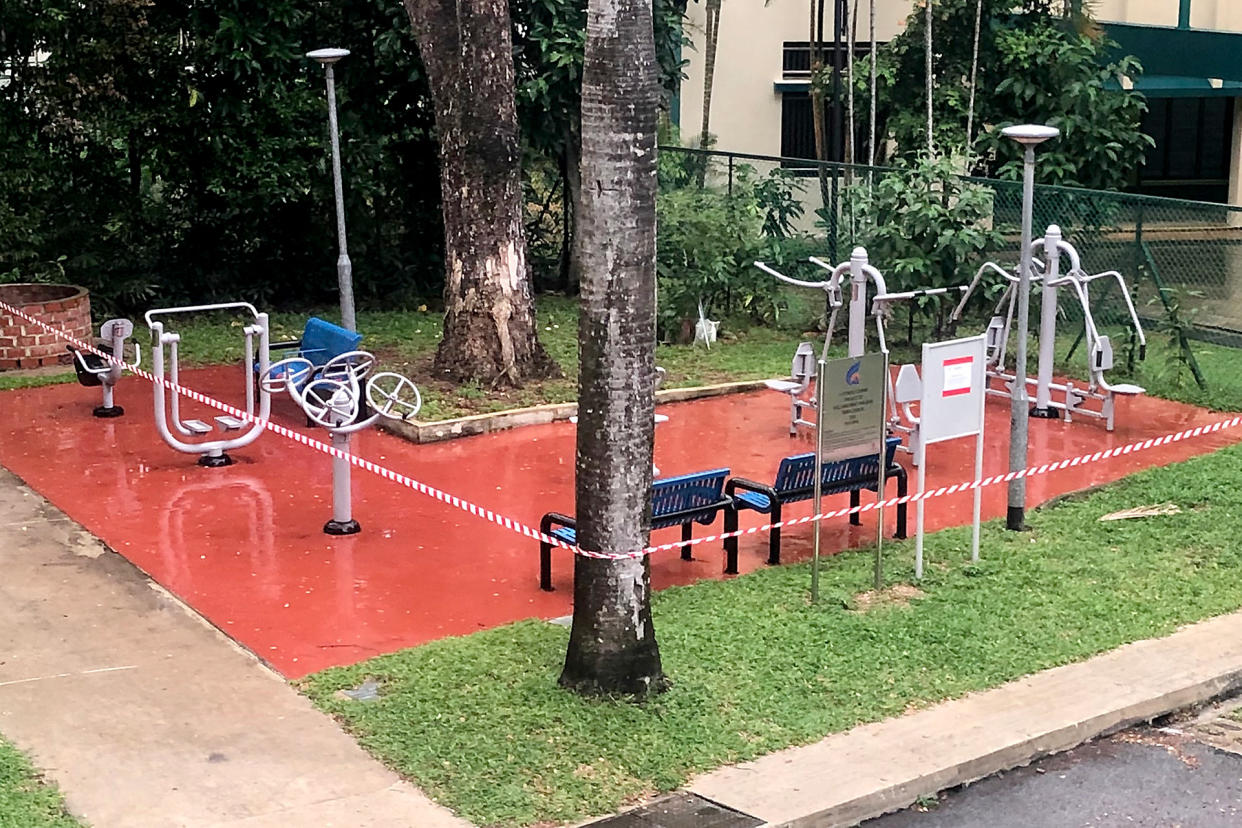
[3,298,1240,562]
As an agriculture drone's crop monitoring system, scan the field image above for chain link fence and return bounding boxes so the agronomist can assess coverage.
[661,146,1242,347]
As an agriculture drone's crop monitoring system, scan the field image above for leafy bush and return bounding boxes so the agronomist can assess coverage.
[655,164,808,341]
[849,154,1002,334]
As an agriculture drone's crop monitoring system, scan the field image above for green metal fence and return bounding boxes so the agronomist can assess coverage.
[660,146,1242,344]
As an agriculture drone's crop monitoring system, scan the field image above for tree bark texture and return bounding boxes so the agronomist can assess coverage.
[696,0,721,186]
[560,0,666,698]
[403,0,557,387]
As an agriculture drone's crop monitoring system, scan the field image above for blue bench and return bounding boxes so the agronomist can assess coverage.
[268,317,363,373]
[723,437,907,570]
[539,468,732,591]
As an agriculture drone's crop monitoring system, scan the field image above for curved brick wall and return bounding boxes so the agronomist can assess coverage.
[0,284,92,371]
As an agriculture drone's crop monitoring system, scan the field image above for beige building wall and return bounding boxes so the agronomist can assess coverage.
[1094,0,1242,30]
[678,0,913,156]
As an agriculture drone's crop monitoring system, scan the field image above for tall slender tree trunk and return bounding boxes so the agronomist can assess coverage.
[404,0,558,387]
[696,0,722,187]
[560,0,666,697]
[845,0,856,168]
[965,0,983,160]
[868,0,876,168]
[924,0,934,155]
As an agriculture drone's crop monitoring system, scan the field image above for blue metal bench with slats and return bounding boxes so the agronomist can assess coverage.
[265,316,363,376]
[724,437,907,571]
[539,468,732,591]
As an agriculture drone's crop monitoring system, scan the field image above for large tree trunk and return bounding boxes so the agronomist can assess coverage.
[560,0,666,698]
[404,0,557,387]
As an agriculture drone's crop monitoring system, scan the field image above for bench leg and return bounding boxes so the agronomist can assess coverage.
[768,503,782,566]
[894,466,908,540]
[724,508,739,574]
[539,540,553,591]
[681,522,693,560]
[849,489,861,526]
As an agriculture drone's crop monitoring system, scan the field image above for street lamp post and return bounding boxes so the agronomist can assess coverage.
[307,47,357,333]
[1001,124,1059,531]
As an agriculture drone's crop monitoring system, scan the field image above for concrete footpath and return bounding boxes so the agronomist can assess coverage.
[688,609,1242,827]
[0,468,471,828]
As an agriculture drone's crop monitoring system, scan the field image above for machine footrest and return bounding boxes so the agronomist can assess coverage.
[215,415,246,432]
[182,419,212,435]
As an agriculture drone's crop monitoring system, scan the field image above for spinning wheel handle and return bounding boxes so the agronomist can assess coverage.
[301,377,360,427]
[262,358,314,394]
[366,372,422,421]
[321,350,376,383]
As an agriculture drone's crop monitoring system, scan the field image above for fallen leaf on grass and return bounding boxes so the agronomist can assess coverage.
[1099,503,1182,522]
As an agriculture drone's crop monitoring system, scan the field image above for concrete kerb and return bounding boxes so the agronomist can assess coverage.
[687,610,1242,827]
[380,379,770,444]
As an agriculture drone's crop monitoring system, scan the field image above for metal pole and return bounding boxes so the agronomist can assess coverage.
[325,430,361,535]
[1001,124,1057,531]
[1007,144,1035,531]
[324,65,356,333]
[874,355,887,591]
[811,358,826,602]
[309,48,357,333]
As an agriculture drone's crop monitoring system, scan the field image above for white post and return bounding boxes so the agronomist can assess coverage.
[915,437,926,580]
[848,247,868,358]
[1032,224,1062,417]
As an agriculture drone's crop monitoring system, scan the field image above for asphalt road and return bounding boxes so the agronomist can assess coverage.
[863,726,1242,828]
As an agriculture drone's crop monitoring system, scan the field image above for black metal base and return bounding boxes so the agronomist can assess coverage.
[197,453,233,468]
[1029,406,1061,419]
[93,405,124,418]
[1006,506,1026,531]
[324,519,362,536]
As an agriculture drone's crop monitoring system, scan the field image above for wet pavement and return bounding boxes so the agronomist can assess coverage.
[0,364,1236,677]
[863,723,1242,828]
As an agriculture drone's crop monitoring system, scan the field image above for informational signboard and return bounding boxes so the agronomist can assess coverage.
[914,334,988,578]
[920,336,988,444]
[817,351,887,462]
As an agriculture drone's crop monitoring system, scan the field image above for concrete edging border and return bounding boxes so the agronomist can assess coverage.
[380,379,770,444]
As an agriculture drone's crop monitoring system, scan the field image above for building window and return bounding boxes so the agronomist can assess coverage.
[779,42,881,166]
[1134,96,1235,202]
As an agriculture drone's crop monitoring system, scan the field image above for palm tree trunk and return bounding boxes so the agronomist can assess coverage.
[559,0,666,698]
[845,0,856,168]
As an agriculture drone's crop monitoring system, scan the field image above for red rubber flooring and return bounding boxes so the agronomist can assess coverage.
[0,365,1237,678]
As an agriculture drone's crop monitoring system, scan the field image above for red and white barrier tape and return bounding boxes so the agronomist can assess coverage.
[4,299,1241,562]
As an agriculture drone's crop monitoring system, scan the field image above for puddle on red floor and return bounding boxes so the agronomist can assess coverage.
[0,365,1236,677]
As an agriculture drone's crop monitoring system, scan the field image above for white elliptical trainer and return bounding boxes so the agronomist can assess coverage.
[146,302,272,467]
[262,350,421,535]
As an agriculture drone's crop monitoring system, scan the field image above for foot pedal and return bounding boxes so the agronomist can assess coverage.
[214,415,245,432]
[182,419,212,435]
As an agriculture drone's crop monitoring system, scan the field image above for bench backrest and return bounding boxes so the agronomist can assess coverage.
[651,468,730,526]
[300,317,363,365]
[772,436,900,494]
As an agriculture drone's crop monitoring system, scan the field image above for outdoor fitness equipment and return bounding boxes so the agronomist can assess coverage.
[950,225,1147,431]
[146,303,272,467]
[755,248,969,437]
[262,350,421,534]
[68,318,141,418]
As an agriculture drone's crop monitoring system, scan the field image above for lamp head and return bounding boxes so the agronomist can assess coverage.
[306,48,350,65]
[1001,124,1060,147]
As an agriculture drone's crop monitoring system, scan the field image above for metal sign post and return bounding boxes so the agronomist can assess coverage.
[812,351,887,602]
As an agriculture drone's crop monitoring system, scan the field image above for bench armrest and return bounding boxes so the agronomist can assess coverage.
[726,477,780,503]
[540,511,576,537]
[270,339,302,352]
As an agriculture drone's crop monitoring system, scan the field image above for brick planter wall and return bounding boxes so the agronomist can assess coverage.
[0,284,92,371]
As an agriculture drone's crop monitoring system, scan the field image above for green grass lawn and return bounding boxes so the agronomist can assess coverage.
[0,739,81,828]
[301,441,1242,827]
